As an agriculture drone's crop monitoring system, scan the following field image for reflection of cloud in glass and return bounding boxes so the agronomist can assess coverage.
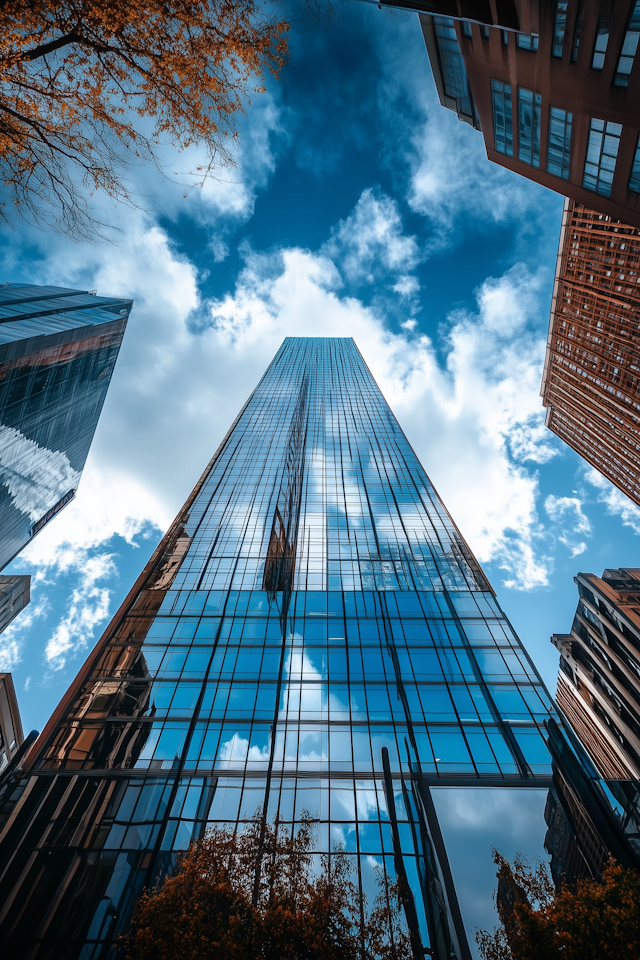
[216,731,270,770]
[432,787,549,958]
[0,424,79,521]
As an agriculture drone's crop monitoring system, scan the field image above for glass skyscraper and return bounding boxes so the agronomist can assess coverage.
[0,284,131,570]
[0,338,633,958]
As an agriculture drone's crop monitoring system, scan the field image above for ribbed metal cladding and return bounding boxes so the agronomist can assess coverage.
[541,200,640,506]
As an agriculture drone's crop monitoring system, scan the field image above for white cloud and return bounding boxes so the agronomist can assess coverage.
[584,467,640,535]
[394,276,420,299]
[2,195,558,692]
[323,188,420,283]
[201,244,556,589]
[44,553,117,669]
[400,318,417,330]
[544,495,591,557]
[0,590,48,673]
[369,12,562,254]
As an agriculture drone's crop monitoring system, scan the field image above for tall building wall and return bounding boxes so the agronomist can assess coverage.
[541,200,640,504]
[0,284,132,570]
[0,339,634,958]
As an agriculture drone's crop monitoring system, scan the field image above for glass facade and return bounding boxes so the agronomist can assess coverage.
[547,107,572,179]
[491,80,513,157]
[0,285,131,570]
[583,118,622,197]
[0,338,634,958]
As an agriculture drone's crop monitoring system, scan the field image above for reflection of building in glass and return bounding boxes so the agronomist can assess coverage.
[418,2,640,228]
[541,201,640,505]
[0,674,24,772]
[0,575,29,635]
[0,284,131,570]
[0,339,634,958]
[552,568,640,779]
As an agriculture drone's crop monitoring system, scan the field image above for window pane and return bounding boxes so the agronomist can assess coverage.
[491,79,513,157]
[547,107,572,179]
[583,118,621,197]
[517,88,541,167]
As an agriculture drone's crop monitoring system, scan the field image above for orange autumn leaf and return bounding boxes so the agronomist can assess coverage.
[124,811,414,960]
[0,0,289,237]
[476,851,640,960]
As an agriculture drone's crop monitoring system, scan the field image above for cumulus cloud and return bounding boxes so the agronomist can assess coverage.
[0,590,48,674]
[544,495,591,557]
[584,467,640,535]
[200,243,556,588]
[44,552,117,669]
[323,188,420,283]
[368,12,562,254]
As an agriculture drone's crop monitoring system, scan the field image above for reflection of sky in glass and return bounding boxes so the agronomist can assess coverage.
[432,787,550,958]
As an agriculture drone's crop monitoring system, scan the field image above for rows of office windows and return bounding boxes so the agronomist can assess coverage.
[492,79,640,198]
[465,1,640,86]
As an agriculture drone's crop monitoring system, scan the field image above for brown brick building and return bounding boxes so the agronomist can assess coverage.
[419,0,640,228]
[541,200,640,505]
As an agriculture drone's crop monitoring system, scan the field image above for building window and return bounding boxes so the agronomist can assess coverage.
[614,2,640,86]
[462,20,472,38]
[629,135,640,193]
[583,119,622,197]
[433,17,474,118]
[482,24,490,39]
[592,18,610,69]
[571,0,584,62]
[491,80,513,156]
[517,33,539,51]
[547,107,572,179]
[502,29,509,45]
[517,88,541,167]
[553,1,568,57]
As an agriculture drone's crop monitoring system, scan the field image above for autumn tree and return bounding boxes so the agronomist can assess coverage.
[476,851,640,960]
[125,812,413,960]
[0,0,289,238]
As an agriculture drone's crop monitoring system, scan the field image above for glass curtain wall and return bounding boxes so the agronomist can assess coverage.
[0,338,619,959]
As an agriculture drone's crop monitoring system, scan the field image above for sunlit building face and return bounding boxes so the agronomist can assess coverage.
[0,337,635,958]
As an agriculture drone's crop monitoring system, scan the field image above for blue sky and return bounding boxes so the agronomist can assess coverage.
[2,2,640,736]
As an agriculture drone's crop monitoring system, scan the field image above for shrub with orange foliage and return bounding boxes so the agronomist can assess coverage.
[476,851,640,960]
[0,0,288,237]
[124,812,413,960]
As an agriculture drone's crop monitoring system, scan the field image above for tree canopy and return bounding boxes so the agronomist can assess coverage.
[125,813,413,960]
[0,0,289,238]
[476,852,640,960]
